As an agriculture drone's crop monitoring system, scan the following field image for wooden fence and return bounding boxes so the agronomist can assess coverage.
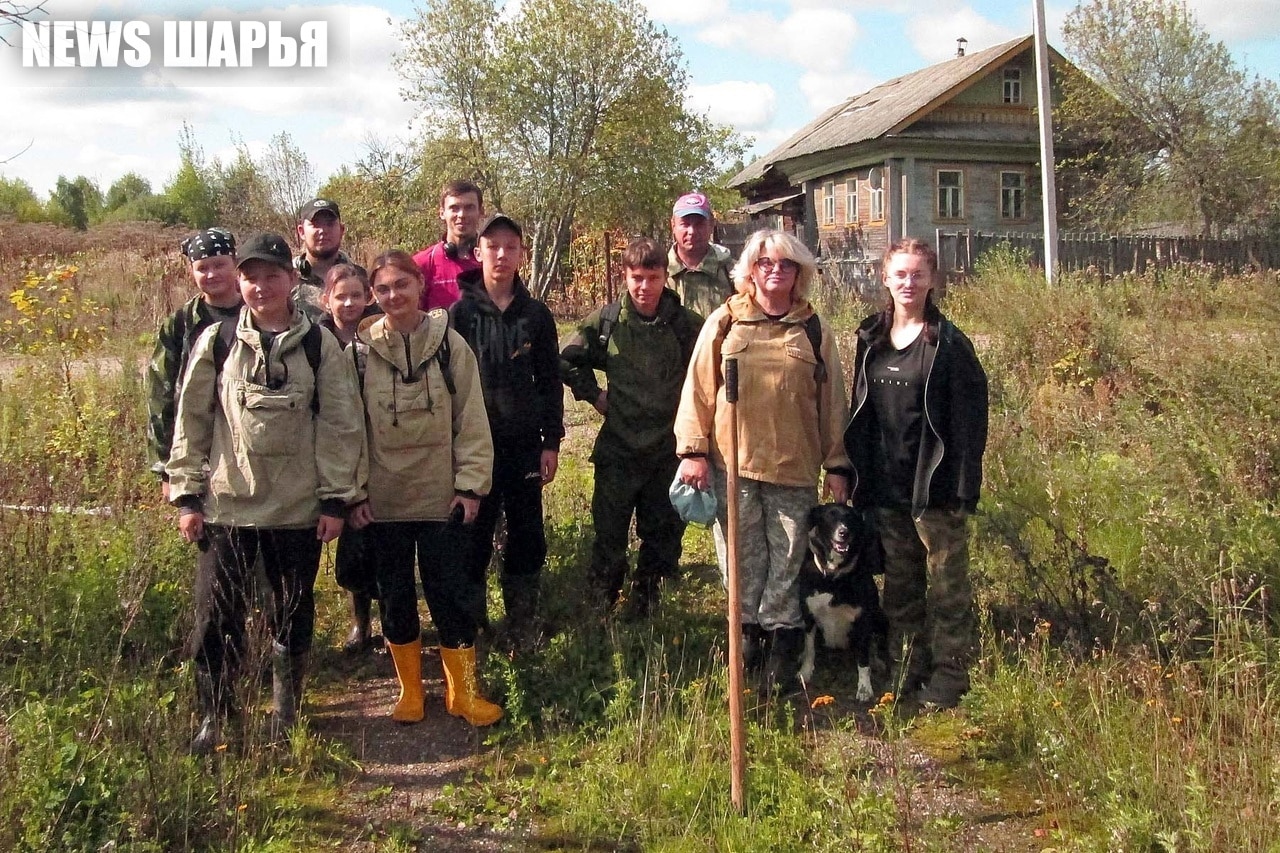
[936,230,1280,278]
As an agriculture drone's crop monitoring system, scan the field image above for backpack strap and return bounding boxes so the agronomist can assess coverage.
[430,309,457,396]
[212,317,237,373]
[301,323,323,414]
[213,318,323,415]
[595,298,623,351]
[435,328,455,396]
[804,314,827,383]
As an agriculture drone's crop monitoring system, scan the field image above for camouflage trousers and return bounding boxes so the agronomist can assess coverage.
[711,467,815,631]
[875,507,977,695]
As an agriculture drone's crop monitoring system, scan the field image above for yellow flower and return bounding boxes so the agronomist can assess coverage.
[810,695,835,708]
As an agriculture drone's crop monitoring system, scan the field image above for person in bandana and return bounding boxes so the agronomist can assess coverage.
[146,227,243,500]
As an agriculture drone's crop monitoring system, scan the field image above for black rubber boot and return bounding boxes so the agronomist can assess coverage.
[763,627,805,697]
[588,558,628,616]
[741,623,769,674]
[271,642,304,731]
[620,574,660,622]
[343,592,373,653]
[499,572,542,652]
[191,665,224,756]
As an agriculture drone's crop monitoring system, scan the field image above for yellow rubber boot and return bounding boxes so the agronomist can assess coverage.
[386,639,425,723]
[439,645,503,727]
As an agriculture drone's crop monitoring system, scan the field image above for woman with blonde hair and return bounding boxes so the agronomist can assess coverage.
[674,229,850,694]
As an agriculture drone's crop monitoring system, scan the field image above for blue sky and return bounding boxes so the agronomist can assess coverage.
[1,0,1277,198]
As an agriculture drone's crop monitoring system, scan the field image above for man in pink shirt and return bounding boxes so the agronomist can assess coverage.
[414,179,485,311]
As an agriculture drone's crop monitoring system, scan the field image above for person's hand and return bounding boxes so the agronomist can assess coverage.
[540,449,559,486]
[824,473,850,505]
[348,501,374,530]
[317,514,344,543]
[593,390,608,416]
[678,457,711,491]
[178,510,204,544]
[449,494,481,524]
[161,480,171,503]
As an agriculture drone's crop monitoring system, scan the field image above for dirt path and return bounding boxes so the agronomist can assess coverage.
[308,646,525,851]
[307,645,1052,852]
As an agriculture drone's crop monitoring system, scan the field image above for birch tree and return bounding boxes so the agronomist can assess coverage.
[396,0,741,297]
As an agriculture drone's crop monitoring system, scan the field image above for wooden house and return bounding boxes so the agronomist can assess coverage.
[728,35,1068,264]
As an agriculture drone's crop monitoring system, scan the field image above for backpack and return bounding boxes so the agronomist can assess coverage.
[595,297,701,366]
[350,314,456,397]
[716,312,827,383]
[213,318,324,414]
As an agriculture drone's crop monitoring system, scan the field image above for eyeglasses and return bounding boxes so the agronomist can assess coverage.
[755,257,799,274]
[888,270,931,282]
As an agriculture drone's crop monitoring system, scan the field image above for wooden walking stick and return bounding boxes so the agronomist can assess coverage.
[724,356,746,813]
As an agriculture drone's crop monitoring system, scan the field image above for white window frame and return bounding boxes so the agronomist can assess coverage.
[937,169,964,220]
[845,179,858,224]
[869,185,884,221]
[822,181,836,225]
[1001,171,1028,220]
[1003,68,1022,104]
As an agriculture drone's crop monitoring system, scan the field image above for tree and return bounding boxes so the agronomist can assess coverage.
[0,176,44,221]
[212,145,275,234]
[49,175,102,230]
[396,0,742,297]
[103,172,153,213]
[162,126,218,228]
[1058,0,1280,236]
[258,131,316,231]
[318,135,464,250]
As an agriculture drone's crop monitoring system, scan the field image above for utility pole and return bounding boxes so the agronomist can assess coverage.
[1033,0,1060,284]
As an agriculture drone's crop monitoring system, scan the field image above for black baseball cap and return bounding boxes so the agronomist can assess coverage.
[236,232,294,271]
[298,197,341,221]
[478,212,523,240]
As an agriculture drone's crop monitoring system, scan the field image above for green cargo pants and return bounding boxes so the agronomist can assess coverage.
[875,506,977,697]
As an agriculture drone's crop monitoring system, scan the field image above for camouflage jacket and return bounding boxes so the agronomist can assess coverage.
[145,295,242,479]
[667,243,735,320]
[293,250,362,321]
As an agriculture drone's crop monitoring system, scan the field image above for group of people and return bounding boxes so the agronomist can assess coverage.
[146,180,988,755]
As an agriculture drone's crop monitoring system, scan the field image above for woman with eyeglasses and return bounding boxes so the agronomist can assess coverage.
[674,228,850,696]
[843,238,988,710]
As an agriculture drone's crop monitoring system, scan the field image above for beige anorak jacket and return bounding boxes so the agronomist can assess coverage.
[674,293,850,487]
[167,307,366,527]
[357,310,492,521]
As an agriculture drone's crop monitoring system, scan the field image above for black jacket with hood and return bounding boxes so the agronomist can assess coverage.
[843,310,988,519]
[450,269,564,453]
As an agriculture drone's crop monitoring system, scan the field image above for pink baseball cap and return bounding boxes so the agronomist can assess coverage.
[672,192,713,218]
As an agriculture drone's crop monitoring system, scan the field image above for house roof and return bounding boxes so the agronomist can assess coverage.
[729,35,1043,188]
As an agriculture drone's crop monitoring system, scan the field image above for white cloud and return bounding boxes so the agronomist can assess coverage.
[743,123,802,158]
[640,0,729,26]
[698,8,857,73]
[0,3,419,194]
[1183,0,1280,43]
[907,7,1021,64]
[687,80,777,130]
[780,9,858,73]
[698,11,774,50]
[799,69,880,114]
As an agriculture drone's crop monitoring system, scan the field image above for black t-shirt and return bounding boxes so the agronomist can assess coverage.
[867,332,927,508]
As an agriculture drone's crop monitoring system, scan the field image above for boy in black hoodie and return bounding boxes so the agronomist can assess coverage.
[450,214,564,650]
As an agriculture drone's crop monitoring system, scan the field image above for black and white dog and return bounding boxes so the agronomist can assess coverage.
[798,503,889,702]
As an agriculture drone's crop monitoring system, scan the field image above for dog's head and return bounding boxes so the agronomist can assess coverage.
[806,503,873,579]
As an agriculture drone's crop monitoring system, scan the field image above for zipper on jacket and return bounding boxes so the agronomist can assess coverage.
[917,324,947,520]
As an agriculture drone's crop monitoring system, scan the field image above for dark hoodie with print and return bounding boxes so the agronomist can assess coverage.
[450,269,564,453]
